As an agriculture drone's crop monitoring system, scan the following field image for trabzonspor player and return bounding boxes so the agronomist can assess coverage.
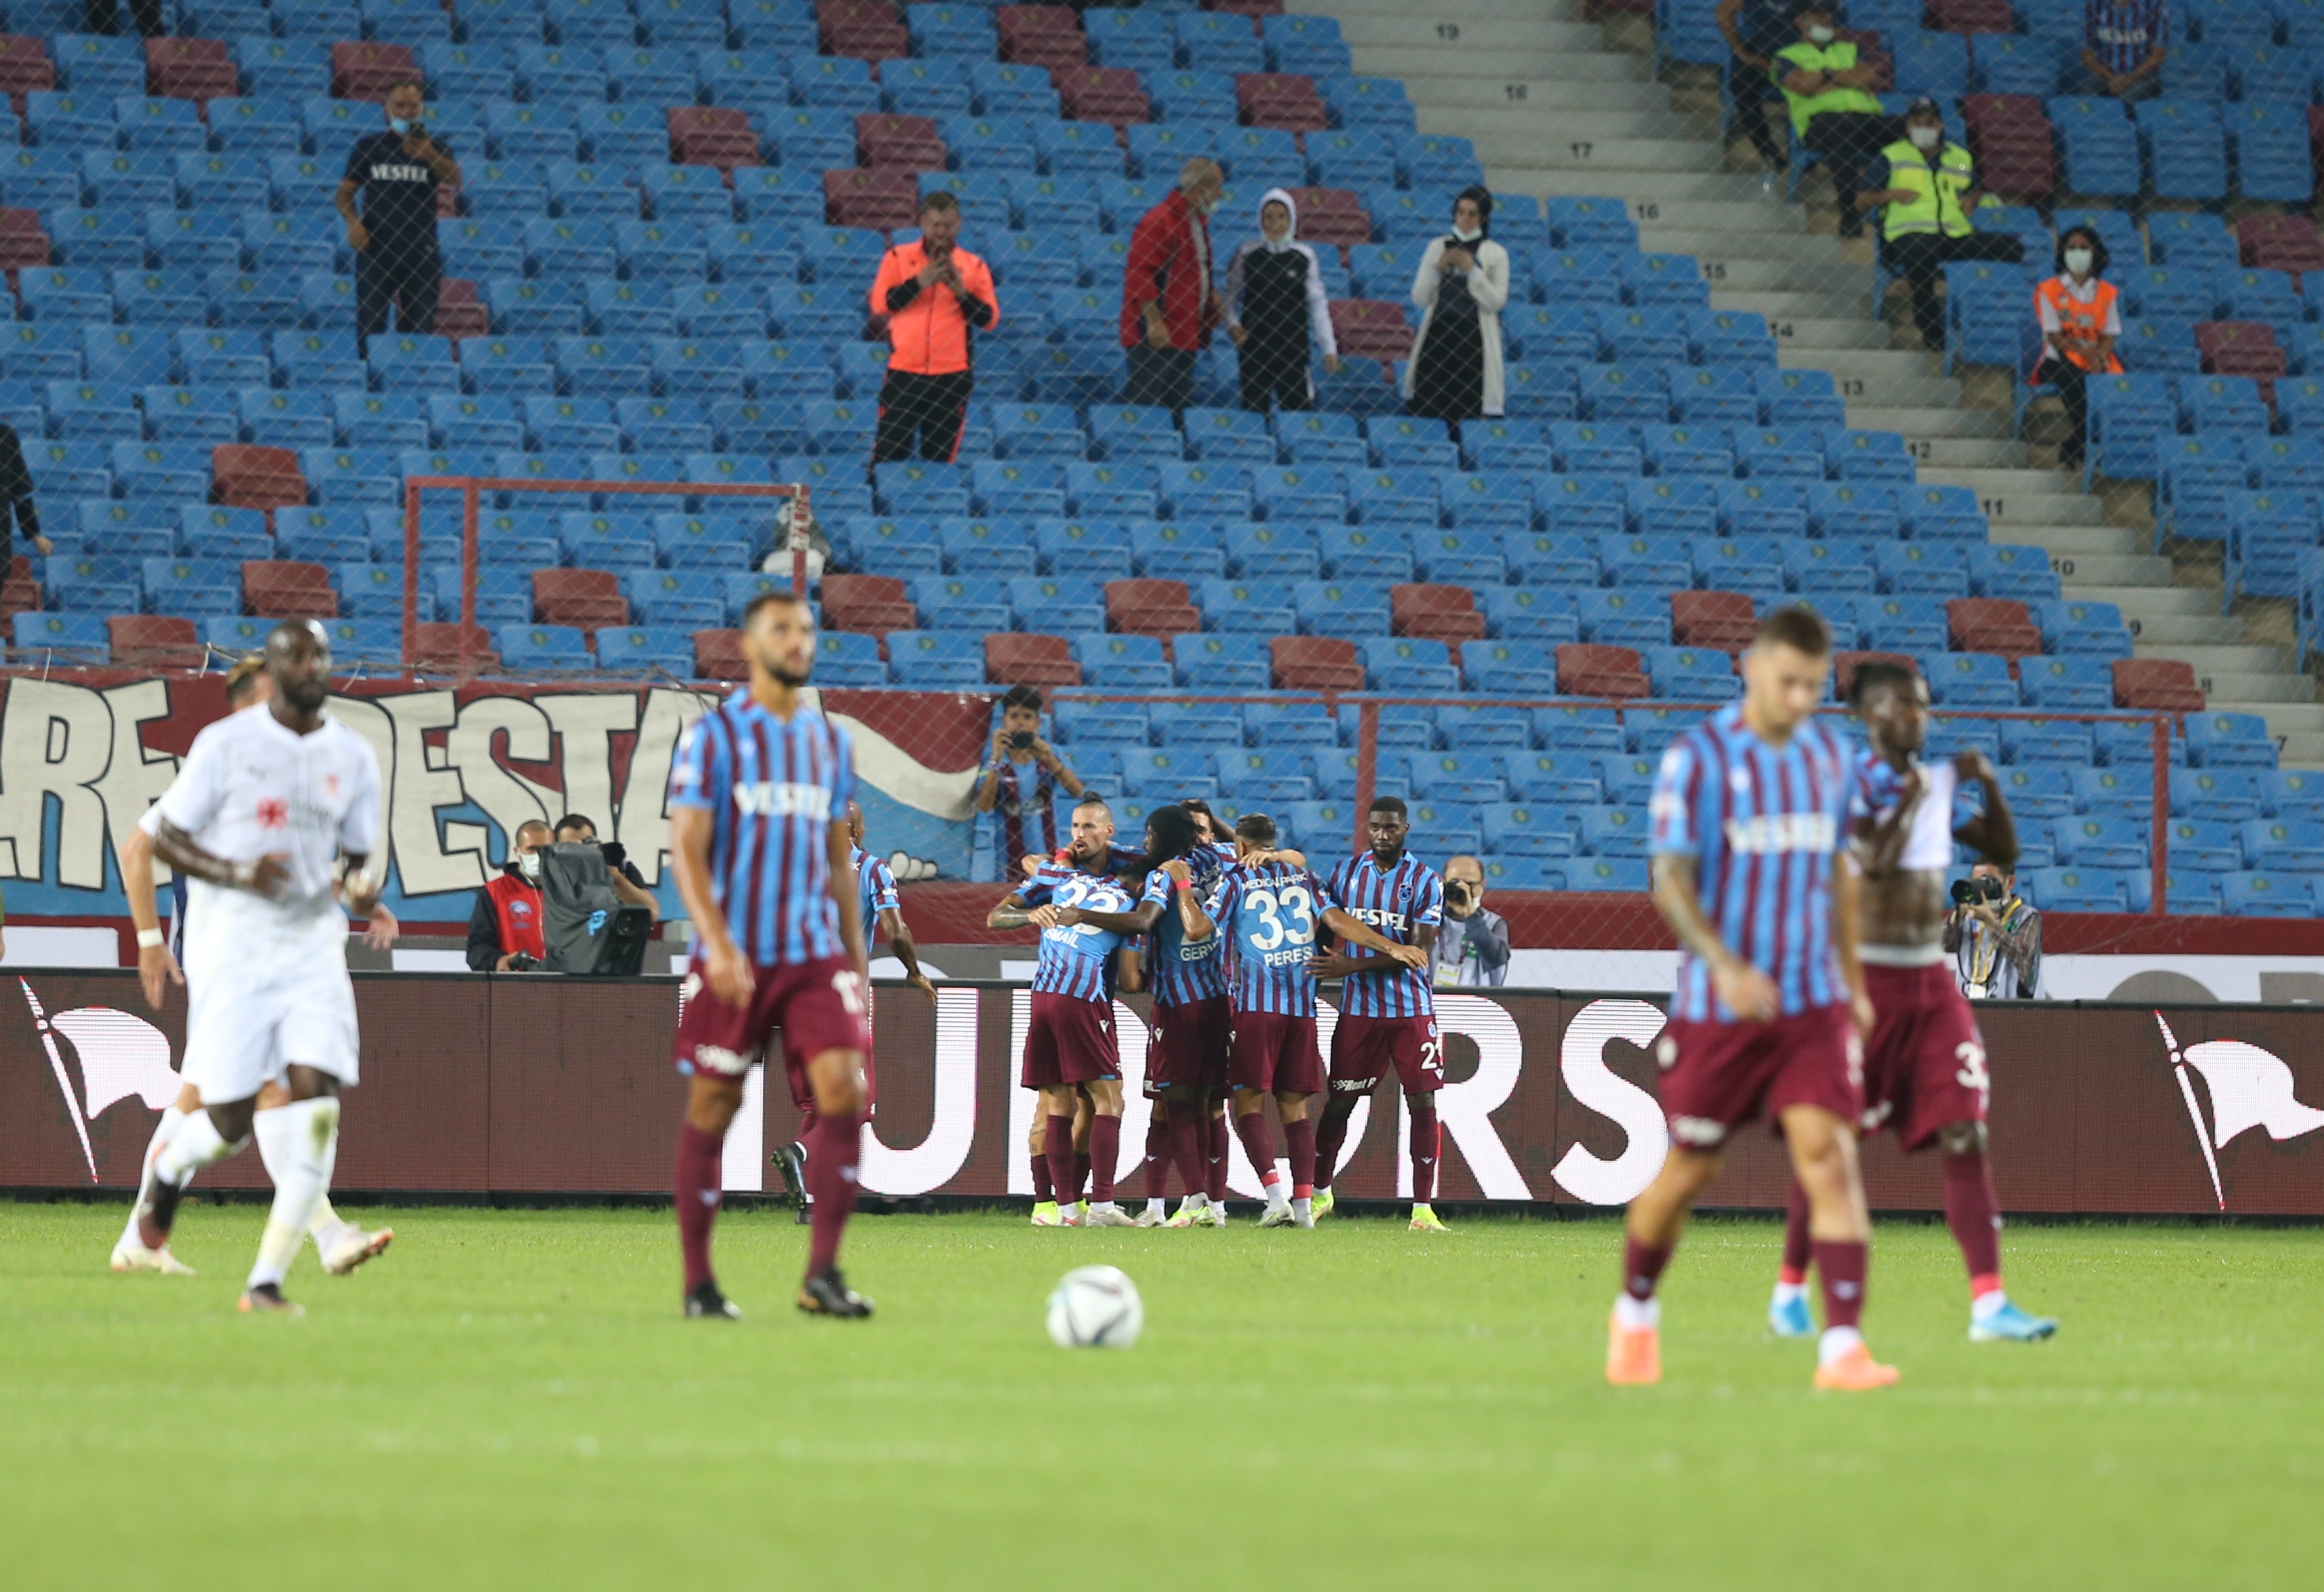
[1312,796,1450,1231]
[1187,813,1428,1228]
[989,796,1142,1227]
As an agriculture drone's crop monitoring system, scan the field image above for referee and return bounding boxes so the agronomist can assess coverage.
[335,79,460,354]
[867,191,997,467]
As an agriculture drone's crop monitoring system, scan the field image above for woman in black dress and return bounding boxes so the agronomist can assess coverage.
[1402,185,1512,434]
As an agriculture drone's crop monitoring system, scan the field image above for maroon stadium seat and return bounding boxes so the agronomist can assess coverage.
[2239,214,2324,278]
[109,615,202,669]
[1947,598,2043,660]
[1962,96,2056,204]
[695,628,745,682]
[1236,72,1331,133]
[856,112,946,170]
[1056,66,1149,126]
[1834,650,1917,701]
[1390,582,1486,643]
[2112,658,2204,712]
[1555,643,1650,699]
[1271,634,1362,690]
[146,37,237,101]
[533,568,627,632]
[0,36,57,110]
[243,559,337,621]
[0,554,34,620]
[986,632,1081,687]
[667,106,758,169]
[1329,299,1413,362]
[1105,578,1200,637]
[412,622,500,673]
[1287,186,1369,251]
[998,6,1086,72]
[331,42,415,102]
[434,278,490,341]
[825,166,922,230]
[1671,589,1757,651]
[821,573,918,634]
[0,206,49,271]
[1929,0,2017,33]
[211,444,306,510]
[818,0,909,59]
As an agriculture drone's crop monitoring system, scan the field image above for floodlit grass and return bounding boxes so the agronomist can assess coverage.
[1,1203,2318,1591]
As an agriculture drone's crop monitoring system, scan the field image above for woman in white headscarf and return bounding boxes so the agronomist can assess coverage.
[1221,186,1340,413]
[1402,184,1509,429]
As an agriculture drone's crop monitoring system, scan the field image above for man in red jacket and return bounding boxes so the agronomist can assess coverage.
[1120,158,1226,415]
[468,819,552,971]
[868,191,999,466]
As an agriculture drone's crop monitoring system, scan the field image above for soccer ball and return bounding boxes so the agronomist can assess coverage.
[1046,1265,1143,1349]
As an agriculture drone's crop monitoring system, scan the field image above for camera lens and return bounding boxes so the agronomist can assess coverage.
[1950,880,1976,905]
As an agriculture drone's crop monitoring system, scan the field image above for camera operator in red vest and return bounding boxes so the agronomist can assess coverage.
[468,819,552,972]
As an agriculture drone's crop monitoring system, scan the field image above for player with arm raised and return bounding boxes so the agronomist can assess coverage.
[1311,796,1450,1231]
[120,621,385,1315]
[667,592,873,1321]
[1609,606,1898,1391]
[1182,812,1427,1228]
[1767,662,2056,1344]
[111,654,397,1279]
[988,796,1142,1227]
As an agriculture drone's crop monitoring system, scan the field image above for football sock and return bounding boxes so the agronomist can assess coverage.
[1042,1115,1076,1218]
[1072,1151,1091,1203]
[1031,1150,1053,1203]
[1168,1104,1205,1200]
[805,1108,862,1276]
[1205,1111,1229,1203]
[675,1120,724,1293]
[1312,1094,1359,1192]
[1942,1147,2006,1300]
[1813,1240,1868,1332]
[125,1104,191,1242]
[248,1097,338,1291]
[1409,1098,1441,1204]
[1780,1177,1812,1286]
[1087,1115,1120,1203]
[1145,1197,1166,1218]
[1142,1111,1170,1201]
[1283,1117,1317,1201]
[1622,1235,1672,1302]
[1232,1111,1279,1201]
[153,1108,238,1188]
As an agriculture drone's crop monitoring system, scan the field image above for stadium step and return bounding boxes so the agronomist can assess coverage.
[1413,77,1671,115]
[1915,473,2107,525]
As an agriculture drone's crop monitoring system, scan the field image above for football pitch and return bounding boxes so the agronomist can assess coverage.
[2,1203,2318,1591]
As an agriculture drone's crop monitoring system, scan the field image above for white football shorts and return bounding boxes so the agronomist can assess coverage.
[180,922,360,1102]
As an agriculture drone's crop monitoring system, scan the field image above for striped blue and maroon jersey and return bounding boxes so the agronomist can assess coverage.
[1011,859,1133,1003]
[1325,851,1444,1019]
[851,843,900,942]
[667,697,855,967]
[1137,846,1229,1007]
[1650,703,1853,1022]
[1204,860,1340,1018]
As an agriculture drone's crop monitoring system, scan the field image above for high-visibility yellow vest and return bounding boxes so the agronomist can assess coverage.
[1879,139,1975,240]
[1771,40,1882,139]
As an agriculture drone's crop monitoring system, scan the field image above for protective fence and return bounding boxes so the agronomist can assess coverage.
[7,970,2323,1215]
[0,0,2318,940]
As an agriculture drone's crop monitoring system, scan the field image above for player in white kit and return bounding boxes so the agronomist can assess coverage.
[120,621,387,1314]
[111,653,398,1279]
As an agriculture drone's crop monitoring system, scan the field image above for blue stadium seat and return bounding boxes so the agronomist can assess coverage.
[2017,656,2114,710]
[1925,651,2018,708]
[1173,631,1269,690]
[2172,768,2266,823]
[2025,866,2131,912]
[2219,871,2316,918]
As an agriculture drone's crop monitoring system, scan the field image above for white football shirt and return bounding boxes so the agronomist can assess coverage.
[147,703,384,936]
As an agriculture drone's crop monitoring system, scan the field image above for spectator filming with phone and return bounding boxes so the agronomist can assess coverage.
[973,686,1085,874]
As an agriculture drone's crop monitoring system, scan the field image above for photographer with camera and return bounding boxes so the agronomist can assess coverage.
[469,820,552,973]
[1430,854,1511,988]
[974,686,1085,867]
[1943,859,2043,1000]
[552,813,662,925]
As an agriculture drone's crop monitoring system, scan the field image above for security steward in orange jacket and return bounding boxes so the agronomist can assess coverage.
[868,191,999,467]
[467,818,552,972]
[2031,224,2122,471]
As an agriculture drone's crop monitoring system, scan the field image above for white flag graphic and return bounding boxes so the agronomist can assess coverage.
[2176,1040,2324,1149]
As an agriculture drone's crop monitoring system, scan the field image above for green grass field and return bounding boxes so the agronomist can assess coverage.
[2,1202,2318,1591]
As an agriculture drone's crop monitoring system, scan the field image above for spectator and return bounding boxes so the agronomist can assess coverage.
[335,80,461,354]
[2081,0,2167,102]
[1943,858,2045,999]
[551,813,663,923]
[867,191,998,467]
[1862,96,2023,352]
[467,819,551,972]
[1429,854,1511,988]
[1402,186,1510,431]
[1772,3,1890,238]
[973,686,1086,871]
[1717,0,1804,187]
[1221,187,1340,414]
[0,420,48,556]
[2032,225,2121,471]
[1120,157,1226,415]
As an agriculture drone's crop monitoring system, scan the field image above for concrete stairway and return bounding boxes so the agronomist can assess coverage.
[1292,0,2324,764]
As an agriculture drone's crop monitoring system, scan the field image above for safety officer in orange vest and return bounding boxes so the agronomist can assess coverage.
[2032,225,2122,471]
[467,818,552,971]
[1861,96,2023,351]
[867,189,999,469]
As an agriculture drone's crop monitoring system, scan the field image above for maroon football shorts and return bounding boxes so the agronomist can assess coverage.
[1228,1008,1324,1095]
[1859,959,1987,1151]
[1146,994,1230,1096]
[673,953,871,1114]
[1022,989,1121,1089]
[1653,1002,1862,1150]
[1327,1014,1444,1096]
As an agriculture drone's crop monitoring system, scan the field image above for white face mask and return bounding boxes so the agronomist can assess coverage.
[1807,24,1835,44]
[2064,247,2094,276]
[516,850,542,884]
[1909,124,1941,151]
[1452,225,1483,243]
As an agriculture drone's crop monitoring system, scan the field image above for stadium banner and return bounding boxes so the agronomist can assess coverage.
[5,974,2321,1216]
[0,673,983,923]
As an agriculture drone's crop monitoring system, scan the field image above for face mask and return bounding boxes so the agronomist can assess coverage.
[516,851,541,884]
[1452,225,1483,243]
[389,116,416,135]
[1909,124,1940,151]
[1807,24,1835,44]
[2064,248,2093,275]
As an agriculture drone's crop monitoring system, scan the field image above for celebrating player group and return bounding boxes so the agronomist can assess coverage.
[100,597,2055,1380]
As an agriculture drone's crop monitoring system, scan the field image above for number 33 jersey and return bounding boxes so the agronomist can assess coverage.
[1204,861,1340,1018]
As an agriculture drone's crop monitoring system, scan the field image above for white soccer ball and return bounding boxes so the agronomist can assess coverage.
[1046,1265,1143,1349]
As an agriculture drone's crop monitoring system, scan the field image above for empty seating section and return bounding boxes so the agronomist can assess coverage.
[0,3,2291,906]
